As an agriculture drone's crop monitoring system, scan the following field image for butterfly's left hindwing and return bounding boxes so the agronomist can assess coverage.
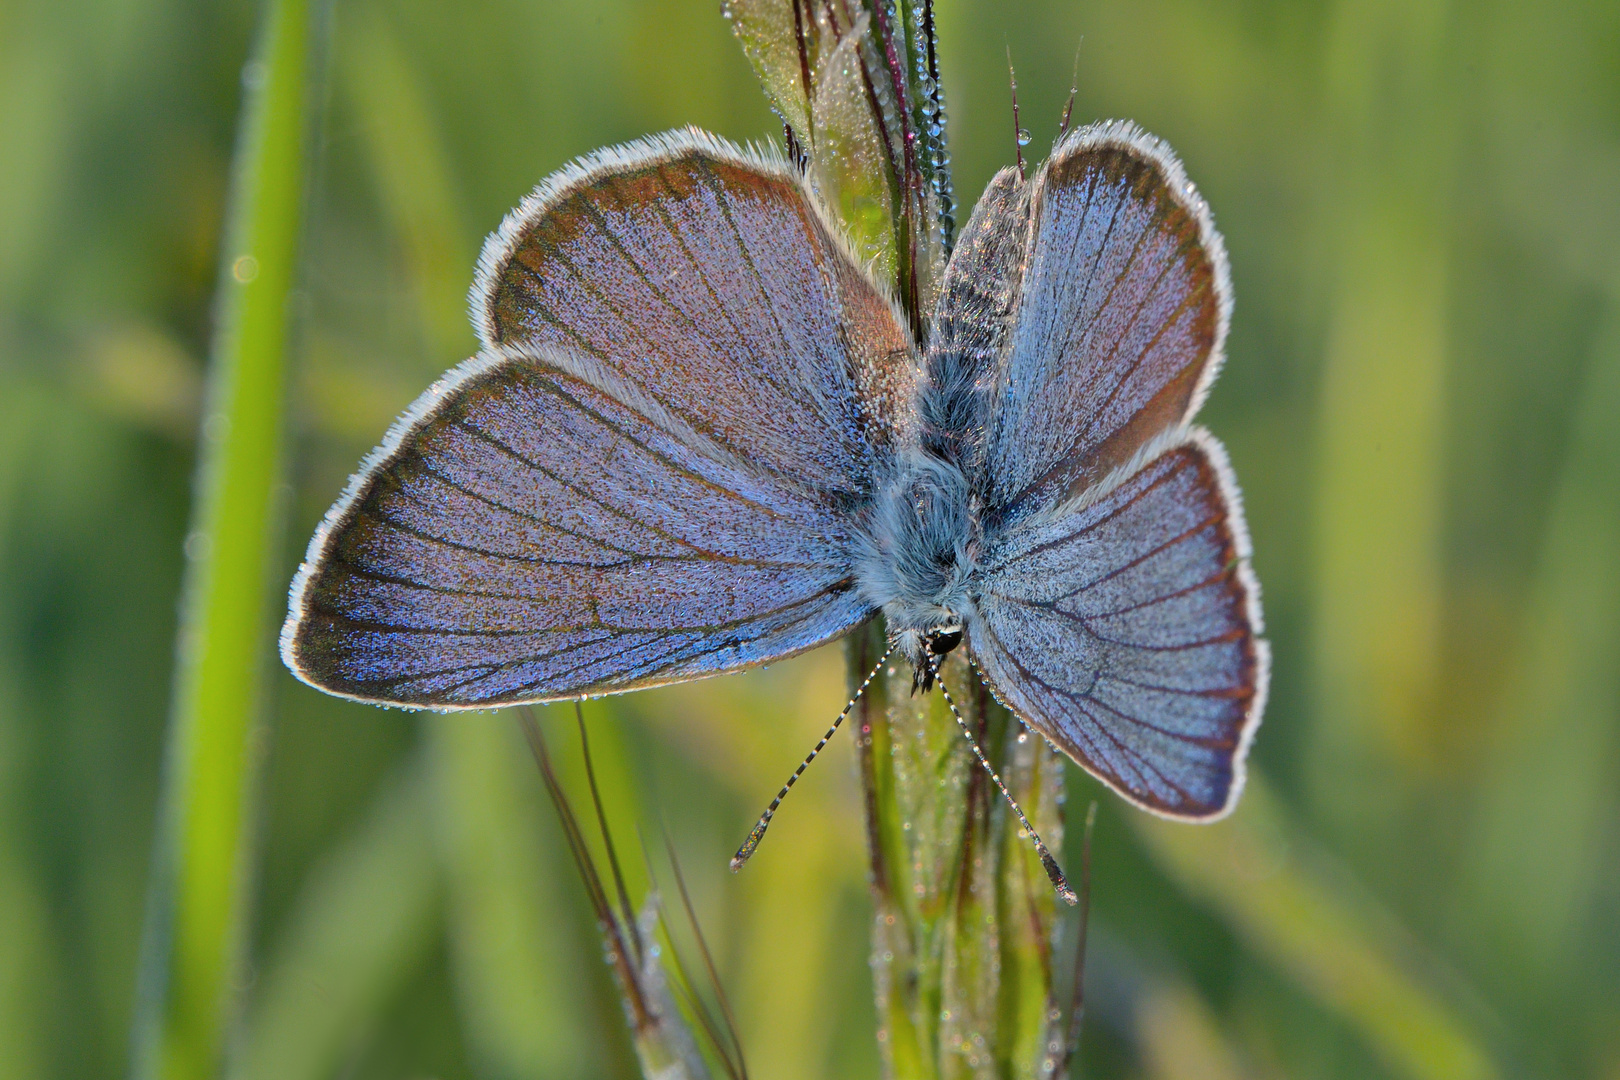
[282,131,914,709]
[984,121,1231,525]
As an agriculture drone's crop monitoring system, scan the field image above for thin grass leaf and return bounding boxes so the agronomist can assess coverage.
[131,2,324,1076]
[520,711,651,1030]
[1058,801,1096,1079]
[521,709,715,1080]
[655,916,740,1080]
[1461,283,1620,986]
[853,626,1069,1079]
[1309,0,1453,843]
[724,0,952,330]
[581,713,644,967]
[430,717,596,1077]
[664,831,750,1080]
[338,0,474,364]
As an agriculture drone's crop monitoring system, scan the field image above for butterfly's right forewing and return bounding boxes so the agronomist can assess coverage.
[985,122,1230,521]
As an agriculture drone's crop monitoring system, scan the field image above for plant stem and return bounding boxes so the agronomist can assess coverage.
[855,623,1068,1079]
[723,3,1072,1073]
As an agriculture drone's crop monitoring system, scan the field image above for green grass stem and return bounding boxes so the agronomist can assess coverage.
[131,1,320,1076]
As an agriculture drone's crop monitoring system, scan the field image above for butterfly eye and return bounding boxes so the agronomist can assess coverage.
[926,626,963,656]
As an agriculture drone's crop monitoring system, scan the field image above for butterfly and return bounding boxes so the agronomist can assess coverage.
[281,121,1267,825]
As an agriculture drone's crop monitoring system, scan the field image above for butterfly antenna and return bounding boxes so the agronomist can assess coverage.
[730,642,895,871]
[1058,38,1083,139]
[932,660,1077,905]
[1006,45,1026,181]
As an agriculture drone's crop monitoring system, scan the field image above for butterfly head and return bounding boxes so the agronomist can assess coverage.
[905,623,963,693]
[926,624,964,656]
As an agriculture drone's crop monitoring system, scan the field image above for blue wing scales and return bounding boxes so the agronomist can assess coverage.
[933,122,1263,818]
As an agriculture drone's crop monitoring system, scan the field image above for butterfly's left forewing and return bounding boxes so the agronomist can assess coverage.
[477,128,914,488]
[983,121,1230,523]
[282,130,913,709]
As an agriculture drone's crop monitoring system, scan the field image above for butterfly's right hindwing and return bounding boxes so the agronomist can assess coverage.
[969,431,1266,819]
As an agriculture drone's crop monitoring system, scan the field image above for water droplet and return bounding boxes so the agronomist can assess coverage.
[1016,128,1032,146]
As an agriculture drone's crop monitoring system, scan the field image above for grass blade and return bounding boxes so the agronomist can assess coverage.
[1460,283,1620,988]
[520,709,715,1080]
[130,1,321,1076]
[430,716,597,1077]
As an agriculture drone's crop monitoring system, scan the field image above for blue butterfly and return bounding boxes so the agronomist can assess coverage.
[281,121,1267,825]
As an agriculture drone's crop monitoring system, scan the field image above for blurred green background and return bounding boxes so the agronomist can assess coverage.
[2,0,1618,1077]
